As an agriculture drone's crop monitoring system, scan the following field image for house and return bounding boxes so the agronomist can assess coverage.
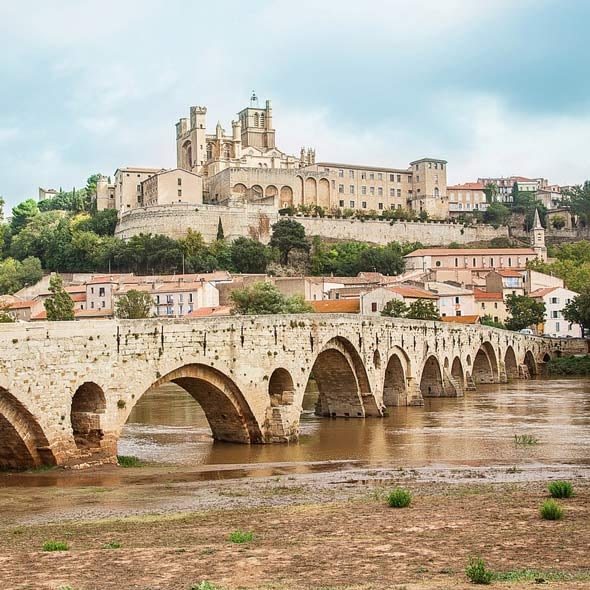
[310,299,360,313]
[530,286,581,338]
[422,281,476,318]
[360,284,438,315]
[473,289,508,325]
[485,269,526,299]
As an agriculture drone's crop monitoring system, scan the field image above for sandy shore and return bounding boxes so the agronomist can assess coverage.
[0,462,589,589]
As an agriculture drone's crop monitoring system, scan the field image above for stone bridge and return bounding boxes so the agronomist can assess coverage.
[0,315,583,469]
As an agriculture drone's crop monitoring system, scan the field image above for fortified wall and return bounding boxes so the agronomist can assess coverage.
[115,203,508,245]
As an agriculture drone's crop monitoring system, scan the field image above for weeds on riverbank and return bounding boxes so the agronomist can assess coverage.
[547,355,590,375]
[540,499,564,520]
[387,488,412,508]
[465,556,493,584]
[548,480,574,498]
[228,530,253,543]
[117,455,143,468]
[101,541,122,549]
[189,583,222,590]
[43,541,69,551]
[514,434,538,445]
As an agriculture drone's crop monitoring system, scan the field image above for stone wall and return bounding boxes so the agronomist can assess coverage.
[116,203,507,246]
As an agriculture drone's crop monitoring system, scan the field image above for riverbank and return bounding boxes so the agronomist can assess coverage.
[1,463,589,589]
[547,354,590,375]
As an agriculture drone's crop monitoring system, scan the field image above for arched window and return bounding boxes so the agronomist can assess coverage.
[223,144,231,159]
[434,187,440,198]
[206,143,213,160]
[260,113,265,128]
[254,113,259,127]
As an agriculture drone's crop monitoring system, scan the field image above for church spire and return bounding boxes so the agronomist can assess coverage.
[530,208,547,262]
[533,207,542,229]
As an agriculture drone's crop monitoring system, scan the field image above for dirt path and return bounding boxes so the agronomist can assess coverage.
[0,465,589,589]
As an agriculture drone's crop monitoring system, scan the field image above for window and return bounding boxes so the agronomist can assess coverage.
[350,185,355,194]
[369,173,374,180]
[349,170,355,178]
[371,302,377,312]
[179,294,183,303]
[472,258,476,267]
[361,186,367,195]
[397,189,401,198]
[338,169,344,177]
[455,296,460,304]
[455,258,458,267]
[156,295,160,304]
[508,258,512,267]
[167,295,173,304]
[556,322,560,332]
[377,173,382,180]
[349,200,355,208]
[339,200,344,207]
[91,302,94,309]
[338,184,344,193]
[136,184,141,192]
[390,188,394,196]
[178,178,182,186]
[550,297,559,304]
[490,257,494,267]
[99,287,105,297]
[370,187,375,196]
[361,171,366,179]
[481,303,485,309]
[178,189,182,197]
[167,306,173,316]
[456,310,462,316]
[378,202,383,210]
[362,201,367,209]
[389,174,394,182]
[551,311,559,319]
[91,287,94,294]
[416,175,420,182]
[101,301,105,308]
[378,187,383,196]
[435,261,441,267]
[189,293,193,303]
[397,174,401,182]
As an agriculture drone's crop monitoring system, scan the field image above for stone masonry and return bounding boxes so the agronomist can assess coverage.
[0,316,580,469]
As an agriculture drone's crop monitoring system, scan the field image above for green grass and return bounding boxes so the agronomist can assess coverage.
[386,488,412,508]
[228,530,254,544]
[514,434,539,445]
[494,569,590,582]
[540,499,564,520]
[43,540,69,552]
[189,583,222,590]
[117,455,143,468]
[547,355,590,375]
[101,541,122,549]
[548,480,574,498]
[465,556,493,584]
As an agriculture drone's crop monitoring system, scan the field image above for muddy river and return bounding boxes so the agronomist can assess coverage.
[119,377,590,469]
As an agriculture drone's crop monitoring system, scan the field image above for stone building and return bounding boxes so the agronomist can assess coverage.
[447,182,488,216]
[141,169,202,207]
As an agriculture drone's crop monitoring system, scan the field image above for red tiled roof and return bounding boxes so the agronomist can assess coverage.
[405,248,535,257]
[473,288,503,301]
[447,182,485,190]
[310,299,360,313]
[441,315,480,324]
[186,306,232,317]
[388,285,438,300]
[70,294,87,302]
[8,300,35,309]
[530,287,559,298]
[495,269,523,277]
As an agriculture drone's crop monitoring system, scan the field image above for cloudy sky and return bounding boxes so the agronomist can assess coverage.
[1,0,589,208]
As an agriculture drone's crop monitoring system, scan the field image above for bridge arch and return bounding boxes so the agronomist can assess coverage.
[451,356,465,393]
[504,346,518,379]
[420,355,444,397]
[472,342,498,384]
[124,364,263,444]
[71,382,106,450]
[306,336,374,417]
[524,350,538,376]
[0,387,56,469]
[383,348,410,406]
[269,368,295,406]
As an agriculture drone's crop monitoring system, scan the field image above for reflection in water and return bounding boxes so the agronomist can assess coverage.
[120,379,590,468]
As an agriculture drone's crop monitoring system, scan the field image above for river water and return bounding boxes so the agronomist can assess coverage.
[119,378,590,469]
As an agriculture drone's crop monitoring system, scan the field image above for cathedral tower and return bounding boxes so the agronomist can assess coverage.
[176,106,207,174]
[237,92,276,149]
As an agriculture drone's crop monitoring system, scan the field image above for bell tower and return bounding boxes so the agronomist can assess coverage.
[176,106,207,174]
[237,91,276,149]
[531,208,547,262]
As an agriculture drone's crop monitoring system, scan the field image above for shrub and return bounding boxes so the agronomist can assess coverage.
[514,434,538,445]
[465,556,493,584]
[102,541,122,549]
[386,488,412,508]
[548,480,574,499]
[117,455,143,468]
[540,499,564,520]
[228,530,253,543]
[43,541,69,552]
[189,583,222,590]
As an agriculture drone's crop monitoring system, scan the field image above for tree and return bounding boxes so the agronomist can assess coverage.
[406,299,440,321]
[481,315,505,329]
[483,202,510,227]
[551,215,566,230]
[0,196,4,221]
[44,274,75,321]
[115,289,153,319]
[230,282,313,314]
[270,219,309,265]
[483,182,499,204]
[381,299,408,318]
[562,181,590,225]
[230,237,271,273]
[563,292,590,336]
[11,199,39,233]
[216,217,225,241]
[0,256,43,295]
[505,294,545,332]
[76,208,118,236]
[0,305,14,323]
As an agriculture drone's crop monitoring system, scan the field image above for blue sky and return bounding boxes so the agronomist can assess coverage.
[1,0,589,208]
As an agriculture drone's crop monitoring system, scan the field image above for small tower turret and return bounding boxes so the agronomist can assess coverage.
[531,208,547,262]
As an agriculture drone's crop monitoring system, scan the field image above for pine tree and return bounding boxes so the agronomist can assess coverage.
[216,217,225,241]
[44,275,75,321]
